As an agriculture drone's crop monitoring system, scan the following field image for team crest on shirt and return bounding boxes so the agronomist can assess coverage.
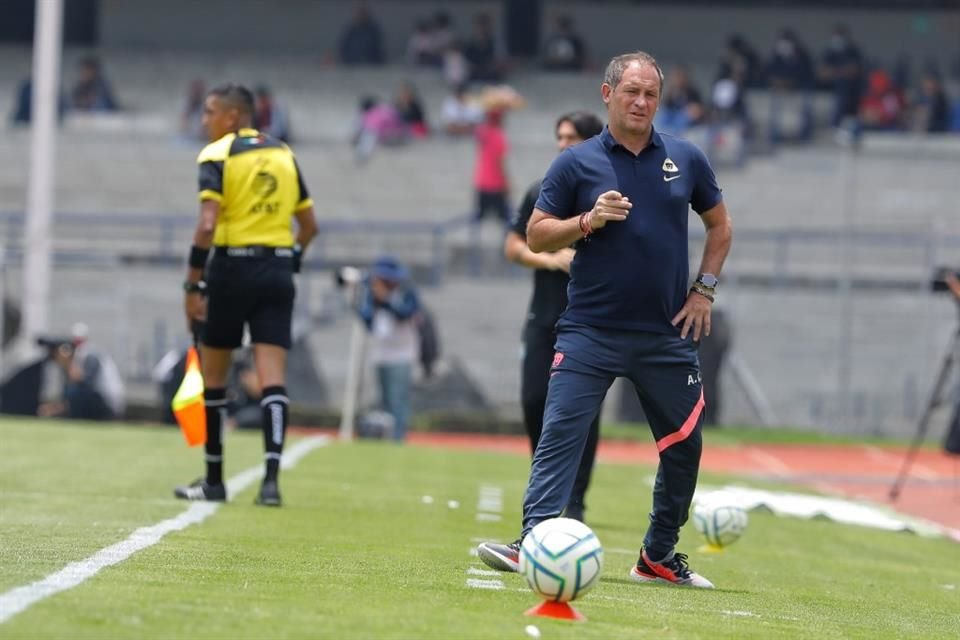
[252,171,278,198]
[662,158,681,182]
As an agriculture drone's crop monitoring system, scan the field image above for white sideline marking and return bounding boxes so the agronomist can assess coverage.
[466,578,505,590]
[0,435,330,625]
[475,513,502,522]
[466,567,501,577]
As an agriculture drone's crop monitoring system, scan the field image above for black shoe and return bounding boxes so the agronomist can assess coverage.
[476,538,522,572]
[563,503,585,523]
[174,478,226,502]
[255,479,282,507]
[629,547,714,588]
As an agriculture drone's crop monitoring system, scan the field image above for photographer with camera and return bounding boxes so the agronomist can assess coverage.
[37,324,125,421]
[350,257,422,443]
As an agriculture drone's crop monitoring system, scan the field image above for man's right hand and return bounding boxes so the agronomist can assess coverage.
[184,293,207,332]
[588,190,632,231]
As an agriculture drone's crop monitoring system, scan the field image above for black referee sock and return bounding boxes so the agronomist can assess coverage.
[204,388,227,486]
[260,386,289,482]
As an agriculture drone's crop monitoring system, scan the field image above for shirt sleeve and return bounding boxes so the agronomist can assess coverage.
[293,159,313,211]
[534,150,579,219]
[509,181,541,238]
[689,145,723,214]
[197,161,223,203]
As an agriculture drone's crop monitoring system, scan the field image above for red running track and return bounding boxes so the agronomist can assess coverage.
[405,432,960,536]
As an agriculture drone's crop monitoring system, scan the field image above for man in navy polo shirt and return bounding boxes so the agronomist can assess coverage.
[478,51,732,588]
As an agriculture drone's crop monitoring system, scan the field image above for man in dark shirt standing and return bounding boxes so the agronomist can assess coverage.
[505,110,604,523]
[478,51,732,588]
[818,25,863,127]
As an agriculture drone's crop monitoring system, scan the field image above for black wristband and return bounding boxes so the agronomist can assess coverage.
[188,245,210,270]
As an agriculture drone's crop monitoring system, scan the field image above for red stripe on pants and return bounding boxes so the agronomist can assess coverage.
[655,389,705,453]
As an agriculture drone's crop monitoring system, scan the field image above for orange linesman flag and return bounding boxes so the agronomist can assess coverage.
[172,346,206,446]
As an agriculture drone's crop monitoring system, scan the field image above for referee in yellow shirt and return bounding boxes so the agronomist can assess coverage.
[175,84,317,507]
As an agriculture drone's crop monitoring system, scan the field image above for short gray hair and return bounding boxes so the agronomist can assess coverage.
[603,51,664,92]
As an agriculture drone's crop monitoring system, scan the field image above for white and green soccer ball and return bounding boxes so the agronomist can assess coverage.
[518,517,603,603]
[692,502,749,548]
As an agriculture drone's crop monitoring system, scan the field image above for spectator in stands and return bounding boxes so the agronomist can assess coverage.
[910,72,951,134]
[440,84,483,137]
[858,69,906,131]
[717,34,763,89]
[429,11,456,56]
[766,29,815,142]
[352,96,408,163]
[819,25,864,128]
[656,66,705,135]
[70,56,118,112]
[708,65,751,165]
[767,29,814,91]
[472,87,524,225]
[338,3,385,66]
[39,323,125,421]
[407,19,438,67]
[254,85,292,142]
[179,79,207,141]
[394,82,429,137]
[464,12,505,83]
[408,12,455,68]
[443,40,470,88]
[541,14,586,72]
[354,256,422,443]
[9,77,67,126]
[892,52,913,94]
[711,65,749,126]
[10,78,34,125]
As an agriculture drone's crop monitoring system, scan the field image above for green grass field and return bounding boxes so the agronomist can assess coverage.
[2,419,959,639]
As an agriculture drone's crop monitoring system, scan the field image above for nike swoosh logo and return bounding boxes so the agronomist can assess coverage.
[663,175,682,182]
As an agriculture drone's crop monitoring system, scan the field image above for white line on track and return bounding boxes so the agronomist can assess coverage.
[863,445,939,480]
[745,448,792,476]
[0,435,330,625]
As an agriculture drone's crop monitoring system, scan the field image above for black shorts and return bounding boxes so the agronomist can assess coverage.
[203,252,295,350]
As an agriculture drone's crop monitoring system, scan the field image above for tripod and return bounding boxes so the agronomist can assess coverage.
[888,325,960,501]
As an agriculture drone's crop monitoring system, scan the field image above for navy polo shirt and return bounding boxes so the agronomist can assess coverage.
[534,125,722,333]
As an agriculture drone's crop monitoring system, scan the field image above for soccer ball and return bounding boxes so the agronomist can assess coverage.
[692,502,748,548]
[518,517,604,603]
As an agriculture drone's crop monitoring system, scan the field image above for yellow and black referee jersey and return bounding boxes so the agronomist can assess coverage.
[196,127,313,247]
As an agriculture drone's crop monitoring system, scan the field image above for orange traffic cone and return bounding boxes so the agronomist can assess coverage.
[524,600,585,621]
[172,346,206,446]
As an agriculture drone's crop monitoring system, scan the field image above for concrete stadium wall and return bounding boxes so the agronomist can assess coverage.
[98,0,960,67]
